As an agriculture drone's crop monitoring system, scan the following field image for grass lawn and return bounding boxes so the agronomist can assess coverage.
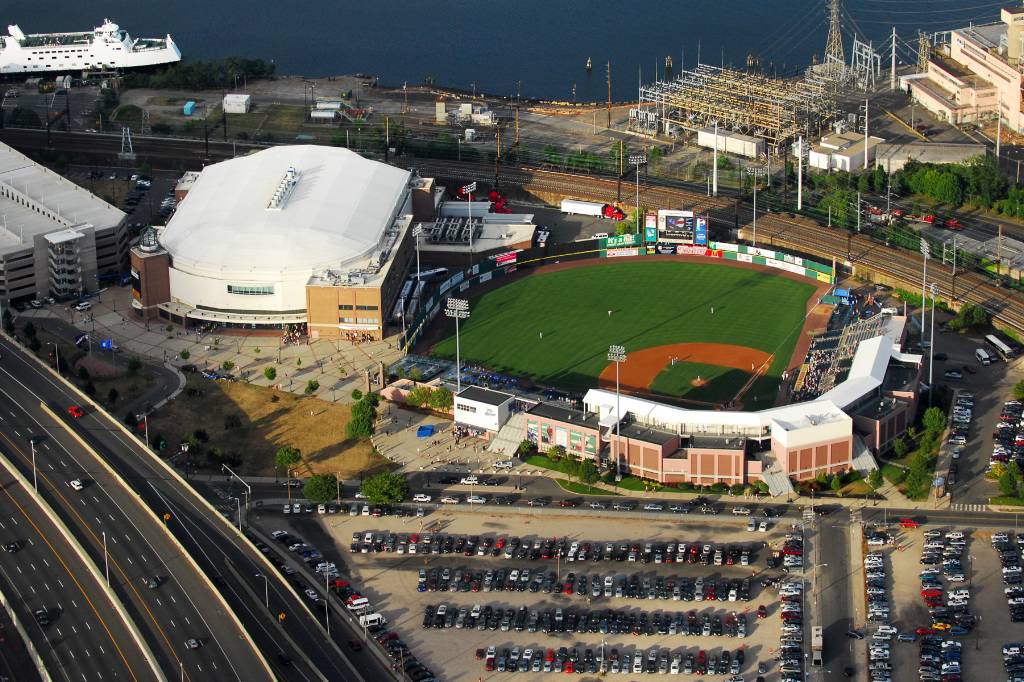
[649,361,751,403]
[838,479,876,497]
[263,104,308,131]
[614,476,668,492]
[431,261,814,396]
[555,479,619,496]
[148,376,390,478]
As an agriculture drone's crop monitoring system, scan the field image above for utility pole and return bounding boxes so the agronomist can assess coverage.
[890,26,897,90]
[606,61,612,129]
[617,140,624,201]
[920,238,929,334]
[997,115,1003,161]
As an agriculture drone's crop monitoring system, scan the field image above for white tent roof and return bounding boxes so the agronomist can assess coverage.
[160,146,410,277]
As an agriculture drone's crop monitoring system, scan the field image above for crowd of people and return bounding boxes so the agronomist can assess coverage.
[344,331,376,344]
[282,323,306,345]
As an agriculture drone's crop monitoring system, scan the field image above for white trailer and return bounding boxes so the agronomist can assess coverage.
[560,199,605,217]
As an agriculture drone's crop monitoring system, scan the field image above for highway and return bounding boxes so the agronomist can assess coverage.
[0,458,155,682]
[0,338,394,682]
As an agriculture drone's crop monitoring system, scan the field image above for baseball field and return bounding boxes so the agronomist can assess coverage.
[430,260,818,406]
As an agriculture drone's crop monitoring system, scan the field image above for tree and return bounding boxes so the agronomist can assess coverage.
[351,388,363,401]
[222,360,235,372]
[987,461,1008,481]
[304,379,319,394]
[275,446,301,473]
[830,475,843,494]
[892,437,909,459]
[1000,469,1019,497]
[107,387,119,404]
[1,307,13,334]
[579,460,599,485]
[22,321,36,338]
[548,445,566,461]
[517,439,534,458]
[83,381,96,396]
[78,366,90,381]
[361,472,408,505]
[127,357,142,376]
[868,469,883,489]
[303,474,338,503]
[922,407,946,434]
[347,415,373,439]
[180,350,190,360]
[428,386,453,411]
[405,385,433,408]
[1014,379,1024,402]
[224,414,242,430]
[264,366,277,381]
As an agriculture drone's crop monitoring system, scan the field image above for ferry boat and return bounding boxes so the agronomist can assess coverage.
[0,19,181,74]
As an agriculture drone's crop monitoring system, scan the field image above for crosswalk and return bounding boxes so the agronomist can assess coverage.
[951,503,988,512]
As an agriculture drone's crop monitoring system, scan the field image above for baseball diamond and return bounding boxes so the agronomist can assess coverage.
[430,260,820,405]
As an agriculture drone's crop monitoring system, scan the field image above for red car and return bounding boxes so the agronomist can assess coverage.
[757,605,768,619]
[921,588,943,598]
[945,218,963,231]
[67,405,85,419]
[916,627,936,635]
[899,518,920,529]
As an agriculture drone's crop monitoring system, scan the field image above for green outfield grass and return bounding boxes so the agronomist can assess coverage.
[648,361,751,404]
[430,261,815,397]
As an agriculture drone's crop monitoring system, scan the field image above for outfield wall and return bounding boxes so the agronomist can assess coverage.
[403,237,835,349]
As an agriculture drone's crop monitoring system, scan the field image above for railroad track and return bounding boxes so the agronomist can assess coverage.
[413,159,1024,335]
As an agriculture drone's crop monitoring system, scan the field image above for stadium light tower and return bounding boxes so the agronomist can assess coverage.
[628,154,647,235]
[929,282,937,404]
[607,345,627,473]
[446,298,470,393]
[413,224,425,281]
[462,182,477,268]
[920,238,929,336]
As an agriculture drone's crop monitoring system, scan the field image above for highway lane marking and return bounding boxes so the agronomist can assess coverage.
[169,595,175,604]
[126,556,133,565]
[0,363,241,681]
[95,516,102,525]
[59,460,66,467]
[71,598,78,608]
[123,534,130,542]
[42,557,50,567]
[47,463,54,470]
[0,446,149,682]
[92,496,100,504]
[107,514,115,522]
[184,616,190,625]
[0,520,4,529]
[0,562,73,682]
[71,624,77,634]
[13,430,20,437]
[86,621,91,631]
[57,578,64,588]
[43,443,51,451]
[169,619,175,628]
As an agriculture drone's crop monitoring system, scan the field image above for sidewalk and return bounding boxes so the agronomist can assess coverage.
[17,286,406,406]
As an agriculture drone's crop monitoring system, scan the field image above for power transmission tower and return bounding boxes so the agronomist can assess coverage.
[824,0,846,77]
[917,31,930,72]
[118,127,135,161]
[606,61,612,129]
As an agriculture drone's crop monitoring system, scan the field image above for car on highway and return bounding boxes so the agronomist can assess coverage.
[185,638,203,649]
[943,369,964,380]
[643,503,664,511]
[412,494,432,503]
[731,507,752,515]
[67,479,84,491]
[460,476,479,485]
[33,608,51,626]
[3,540,22,553]
[67,405,85,419]
[281,479,302,488]
[143,576,161,589]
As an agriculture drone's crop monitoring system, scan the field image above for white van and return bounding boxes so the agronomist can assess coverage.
[975,348,992,366]
[880,307,899,315]
[358,613,387,627]
[346,597,370,613]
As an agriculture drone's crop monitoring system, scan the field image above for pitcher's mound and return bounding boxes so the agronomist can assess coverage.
[690,377,710,388]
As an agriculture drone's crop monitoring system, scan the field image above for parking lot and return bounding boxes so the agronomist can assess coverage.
[304,509,794,680]
[877,525,1012,682]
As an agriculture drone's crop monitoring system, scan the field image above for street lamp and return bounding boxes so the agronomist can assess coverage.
[29,438,38,492]
[445,298,470,393]
[221,463,251,510]
[628,154,647,235]
[745,166,768,246]
[48,341,60,375]
[255,572,269,609]
[607,345,627,474]
[231,496,242,532]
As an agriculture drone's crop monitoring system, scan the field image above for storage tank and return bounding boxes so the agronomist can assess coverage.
[310,110,338,122]
[560,199,606,217]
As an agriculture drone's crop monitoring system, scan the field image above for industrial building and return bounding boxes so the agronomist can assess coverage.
[0,141,127,303]
[522,321,919,497]
[222,93,252,114]
[902,7,1024,132]
[131,146,442,339]
[873,142,986,173]
[807,131,886,172]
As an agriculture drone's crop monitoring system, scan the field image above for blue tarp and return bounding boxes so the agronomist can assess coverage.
[416,425,435,438]
[834,288,851,298]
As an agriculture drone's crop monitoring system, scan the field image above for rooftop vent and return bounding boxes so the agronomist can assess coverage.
[266,166,300,211]
[139,227,160,253]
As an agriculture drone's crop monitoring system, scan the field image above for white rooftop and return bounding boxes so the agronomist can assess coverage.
[159,146,411,277]
[0,141,124,257]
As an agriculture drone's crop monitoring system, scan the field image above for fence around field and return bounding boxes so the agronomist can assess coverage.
[401,237,835,351]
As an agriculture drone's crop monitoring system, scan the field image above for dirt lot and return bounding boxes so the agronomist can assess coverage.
[147,375,389,477]
[884,525,1012,682]
[318,510,789,681]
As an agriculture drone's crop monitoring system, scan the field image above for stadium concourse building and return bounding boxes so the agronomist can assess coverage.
[522,319,921,496]
[131,146,441,338]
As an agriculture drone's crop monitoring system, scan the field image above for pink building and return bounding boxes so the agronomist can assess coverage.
[524,331,921,497]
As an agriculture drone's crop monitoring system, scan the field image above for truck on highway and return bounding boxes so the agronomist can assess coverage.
[812,625,823,666]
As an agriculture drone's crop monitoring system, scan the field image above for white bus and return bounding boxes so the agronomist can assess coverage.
[985,334,1016,360]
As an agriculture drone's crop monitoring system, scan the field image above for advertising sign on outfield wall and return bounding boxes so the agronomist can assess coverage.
[605,233,638,248]
[737,253,753,263]
[645,226,658,243]
[495,251,518,266]
[657,209,695,243]
[606,248,640,258]
[479,272,492,284]
[711,242,739,252]
[765,258,806,275]
[695,217,708,246]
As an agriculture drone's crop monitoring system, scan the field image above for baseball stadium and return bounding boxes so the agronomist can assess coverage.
[411,236,921,496]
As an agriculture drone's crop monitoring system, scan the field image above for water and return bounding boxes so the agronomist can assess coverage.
[5,1,1006,100]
